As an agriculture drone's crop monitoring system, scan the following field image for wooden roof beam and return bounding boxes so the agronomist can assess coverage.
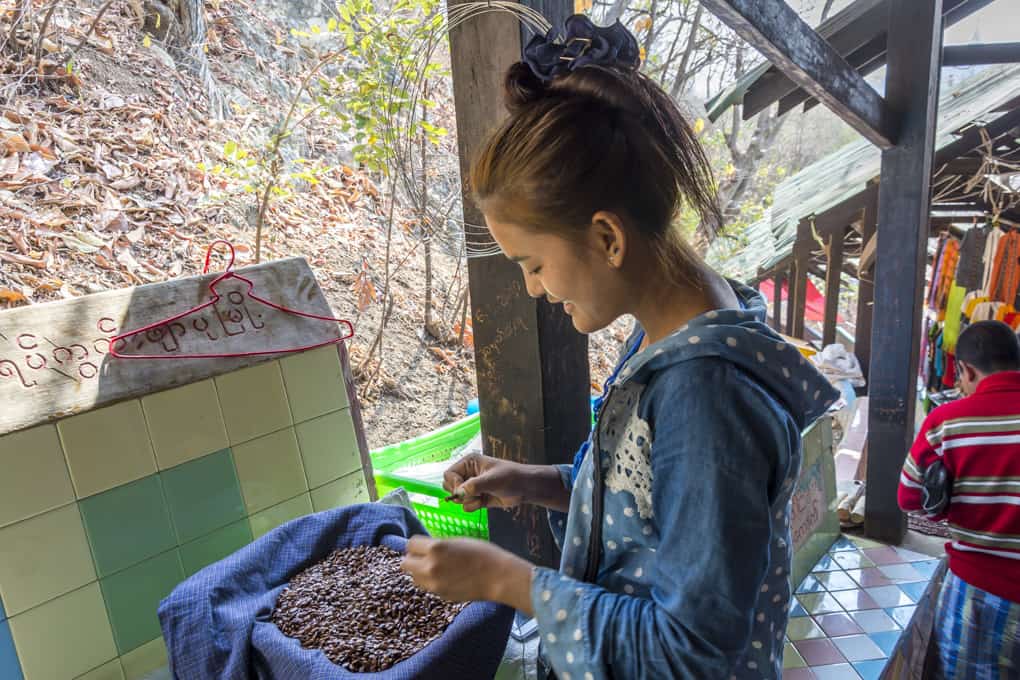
[698,0,895,149]
[933,108,1020,167]
[943,43,1020,67]
[742,0,888,118]
[792,36,886,115]
[743,0,996,120]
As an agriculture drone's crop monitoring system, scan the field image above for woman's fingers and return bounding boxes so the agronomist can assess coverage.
[461,493,488,512]
[443,453,486,494]
[442,469,465,495]
[405,535,435,557]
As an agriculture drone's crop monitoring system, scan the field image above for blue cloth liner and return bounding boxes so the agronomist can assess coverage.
[159,503,513,680]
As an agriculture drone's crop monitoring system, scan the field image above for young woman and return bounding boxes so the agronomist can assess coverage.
[401,15,838,680]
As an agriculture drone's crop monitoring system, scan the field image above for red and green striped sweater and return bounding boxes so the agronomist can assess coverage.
[899,371,1020,603]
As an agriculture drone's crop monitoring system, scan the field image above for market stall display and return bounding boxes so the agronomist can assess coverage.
[923,221,1018,412]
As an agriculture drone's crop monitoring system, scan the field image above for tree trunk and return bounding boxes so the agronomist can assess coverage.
[421,81,434,336]
[603,0,630,24]
[642,0,658,57]
[669,2,703,98]
[821,0,837,22]
[147,0,225,118]
[716,108,788,225]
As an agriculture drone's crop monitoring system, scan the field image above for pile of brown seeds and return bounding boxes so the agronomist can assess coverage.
[271,545,467,673]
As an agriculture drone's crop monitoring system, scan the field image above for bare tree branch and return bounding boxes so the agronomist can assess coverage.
[604,0,630,24]
[821,0,837,22]
[669,1,703,98]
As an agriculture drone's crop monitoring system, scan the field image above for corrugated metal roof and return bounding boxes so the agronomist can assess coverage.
[709,64,1020,281]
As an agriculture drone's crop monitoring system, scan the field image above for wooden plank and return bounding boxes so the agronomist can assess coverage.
[767,0,992,117]
[790,219,811,339]
[932,107,1020,167]
[0,258,344,436]
[448,0,587,569]
[782,34,886,116]
[856,184,878,387]
[943,42,1020,66]
[937,157,988,176]
[813,192,867,238]
[785,264,796,335]
[823,228,845,347]
[943,0,999,26]
[773,272,785,332]
[743,0,888,118]
[866,0,943,545]
[699,0,894,148]
[336,340,378,500]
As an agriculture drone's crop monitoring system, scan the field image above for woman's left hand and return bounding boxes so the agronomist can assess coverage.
[401,536,535,615]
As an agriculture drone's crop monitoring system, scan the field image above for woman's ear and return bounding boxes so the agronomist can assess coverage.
[590,211,627,268]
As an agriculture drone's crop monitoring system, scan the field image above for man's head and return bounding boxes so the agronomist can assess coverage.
[955,320,1020,395]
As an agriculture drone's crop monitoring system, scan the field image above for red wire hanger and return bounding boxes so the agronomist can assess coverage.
[111,240,354,359]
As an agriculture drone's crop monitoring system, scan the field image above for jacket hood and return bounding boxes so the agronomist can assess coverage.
[614,281,839,430]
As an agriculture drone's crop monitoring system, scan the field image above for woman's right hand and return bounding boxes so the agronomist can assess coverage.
[443,454,529,512]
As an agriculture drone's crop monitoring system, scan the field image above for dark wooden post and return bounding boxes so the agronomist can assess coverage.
[855,184,878,386]
[866,0,943,544]
[823,227,845,347]
[773,272,785,333]
[447,0,588,568]
[790,219,811,339]
[785,264,796,336]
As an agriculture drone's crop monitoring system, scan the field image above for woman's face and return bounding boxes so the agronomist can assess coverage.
[484,213,621,334]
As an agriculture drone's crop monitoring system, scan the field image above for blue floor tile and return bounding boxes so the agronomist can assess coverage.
[886,606,917,629]
[869,630,903,656]
[797,575,826,594]
[830,536,859,552]
[812,554,841,572]
[911,560,941,578]
[898,581,929,603]
[853,659,888,680]
[0,594,5,621]
[0,620,23,680]
[789,601,809,618]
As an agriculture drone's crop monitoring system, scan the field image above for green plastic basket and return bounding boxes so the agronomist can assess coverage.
[370,414,488,538]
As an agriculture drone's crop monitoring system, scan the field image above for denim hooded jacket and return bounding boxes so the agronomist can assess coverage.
[530,282,839,680]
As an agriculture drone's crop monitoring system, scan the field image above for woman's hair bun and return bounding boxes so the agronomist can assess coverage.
[503,16,641,114]
[504,61,548,114]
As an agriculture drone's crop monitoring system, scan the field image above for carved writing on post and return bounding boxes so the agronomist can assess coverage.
[0,258,341,436]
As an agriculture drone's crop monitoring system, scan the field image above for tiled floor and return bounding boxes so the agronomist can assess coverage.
[784,534,941,680]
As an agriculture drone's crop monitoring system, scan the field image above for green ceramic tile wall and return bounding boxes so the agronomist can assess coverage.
[250,493,315,539]
[101,550,184,655]
[0,424,74,529]
[7,584,117,680]
[58,401,158,500]
[0,351,370,679]
[161,449,245,544]
[75,659,125,680]
[79,475,177,578]
[179,519,253,577]
[0,504,96,617]
[141,380,228,471]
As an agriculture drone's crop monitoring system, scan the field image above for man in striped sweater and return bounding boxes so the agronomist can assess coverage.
[899,320,1020,677]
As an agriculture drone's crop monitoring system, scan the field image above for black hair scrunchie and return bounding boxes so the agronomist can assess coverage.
[523,14,641,84]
